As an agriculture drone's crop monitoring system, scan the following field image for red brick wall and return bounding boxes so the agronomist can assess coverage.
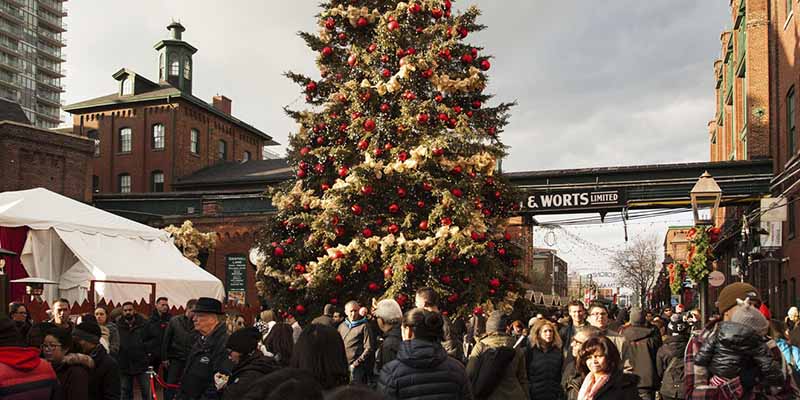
[72,99,266,193]
[0,122,93,201]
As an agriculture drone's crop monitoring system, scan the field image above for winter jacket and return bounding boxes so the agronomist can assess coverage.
[87,344,121,400]
[53,353,94,400]
[116,314,150,374]
[656,335,688,400]
[584,371,640,400]
[442,316,465,363]
[694,321,785,387]
[177,322,230,400]
[102,322,120,357]
[338,318,376,369]
[379,339,473,400]
[163,314,197,362]
[145,311,172,364]
[561,355,584,400]
[311,314,334,327]
[558,321,585,356]
[526,345,563,400]
[221,353,280,400]
[620,323,661,390]
[375,325,402,375]
[0,346,58,400]
[466,334,528,400]
[777,338,800,370]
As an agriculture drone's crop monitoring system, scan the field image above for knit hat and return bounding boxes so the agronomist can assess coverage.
[486,312,507,334]
[0,316,22,346]
[373,299,403,324]
[73,321,102,344]
[629,307,645,326]
[667,313,688,336]
[717,282,760,314]
[226,327,260,354]
[731,298,769,335]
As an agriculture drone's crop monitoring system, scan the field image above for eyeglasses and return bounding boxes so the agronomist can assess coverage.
[41,343,61,351]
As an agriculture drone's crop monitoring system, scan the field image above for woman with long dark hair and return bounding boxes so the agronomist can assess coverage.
[290,323,350,393]
[576,335,639,400]
[263,322,294,366]
[379,308,471,399]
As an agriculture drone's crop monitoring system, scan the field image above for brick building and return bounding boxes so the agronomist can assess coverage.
[0,98,92,200]
[527,248,568,297]
[63,22,278,195]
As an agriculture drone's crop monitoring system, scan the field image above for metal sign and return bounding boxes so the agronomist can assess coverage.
[760,221,782,249]
[522,189,626,213]
[708,271,725,288]
[225,254,248,305]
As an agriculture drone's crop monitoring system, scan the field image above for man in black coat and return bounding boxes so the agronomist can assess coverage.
[117,301,151,400]
[163,299,198,400]
[145,296,172,367]
[73,321,121,400]
[311,303,336,327]
[177,297,230,400]
[620,307,661,400]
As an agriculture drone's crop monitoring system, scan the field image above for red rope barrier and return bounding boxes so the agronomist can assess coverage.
[155,365,181,390]
[149,373,158,400]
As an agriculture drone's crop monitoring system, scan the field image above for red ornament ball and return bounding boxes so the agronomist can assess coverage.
[388,203,400,214]
[422,182,433,191]
[305,82,317,92]
[351,204,363,215]
[472,100,482,109]
[431,8,444,19]
[388,20,400,31]
[357,17,369,27]
[380,103,391,113]
[489,278,501,288]
[409,2,421,14]
[294,264,306,274]
[324,18,336,30]
[321,47,333,57]
[435,94,444,103]
[295,305,306,315]
[338,165,349,177]
[362,185,374,195]
[297,169,307,178]
[417,113,429,124]
[469,257,479,266]
[419,220,429,230]
[360,263,369,273]
[480,60,491,71]
[417,200,425,208]
[368,282,380,292]
[334,274,344,284]
[382,68,392,78]
[473,306,483,315]
[451,166,463,175]
[368,43,377,53]
[441,217,452,226]
[273,247,285,257]
[461,54,473,64]
[383,267,394,279]
[447,293,459,303]
[347,54,357,66]
[358,140,369,150]
[362,228,373,238]
[299,146,311,155]
[404,263,415,273]
[397,186,408,197]
[463,277,471,283]
[387,224,400,234]
[451,188,463,197]
[364,119,376,132]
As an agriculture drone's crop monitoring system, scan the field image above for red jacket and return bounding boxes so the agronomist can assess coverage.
[0,346,58,400]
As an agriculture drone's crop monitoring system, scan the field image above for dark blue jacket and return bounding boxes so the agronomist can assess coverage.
[378,339,472,400]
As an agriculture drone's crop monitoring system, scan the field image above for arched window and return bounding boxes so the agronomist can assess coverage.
[119,127,132,152]
[151,171,164,192]
[218,140,227,161]
[152,124,165,150]
[118,173,131,193]
[170,58,180,76]
[190,129,199,154]
[121,78,133,95]
[87,129,100,157]
[183,58,191,80]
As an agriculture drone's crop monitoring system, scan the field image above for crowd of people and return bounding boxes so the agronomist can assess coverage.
[1,281,800,399]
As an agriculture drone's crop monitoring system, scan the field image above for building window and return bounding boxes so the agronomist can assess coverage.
[788,87,796,158]
[243,151,251,162]
[183,58,191,80]
[789,197,797,239]
[119,127,132,153]
[170,59,179,76]
[159,53,164,79]
[92,175,100,193]
[152,124,165,150]
[87,129,100,157]
[218,140,227,161]
[191,129,199,154]
[151,171,164,192]
[121,78,133,96]
[118,174,131,193]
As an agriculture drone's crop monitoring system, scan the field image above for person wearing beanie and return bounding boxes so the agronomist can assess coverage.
[221,327,279,400]
[372,299,403,375]
[655,314,690,400]
[0,316,58,399]
[619,307,661,400]
[693,298,785,396]
[465,312,528,400]
[684,282,800,398]
[311,304,337,327]
[72,321,121,400]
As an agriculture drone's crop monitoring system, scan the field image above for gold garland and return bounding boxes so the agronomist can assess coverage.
[163,221,217,265]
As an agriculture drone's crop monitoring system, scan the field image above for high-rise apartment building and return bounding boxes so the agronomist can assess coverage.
[0,0,66,128]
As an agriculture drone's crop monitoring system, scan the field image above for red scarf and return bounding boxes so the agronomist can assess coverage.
[577,372,610,400]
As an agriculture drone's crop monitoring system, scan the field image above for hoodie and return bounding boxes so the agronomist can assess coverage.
[378,339,472,400]
[0,346,58,400]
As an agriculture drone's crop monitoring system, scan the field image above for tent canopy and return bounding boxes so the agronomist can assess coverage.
[0,188,225,306]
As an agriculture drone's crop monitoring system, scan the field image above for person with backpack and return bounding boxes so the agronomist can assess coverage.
[655,314,689,400]
[465,312,528,400]
[619,307,660,400]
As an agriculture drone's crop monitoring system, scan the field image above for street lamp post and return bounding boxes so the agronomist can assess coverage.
[661,254,674,310]
[690,171,722,323]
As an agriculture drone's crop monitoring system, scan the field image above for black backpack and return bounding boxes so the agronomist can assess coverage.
[470,346,516,399]
[659,356,685,399]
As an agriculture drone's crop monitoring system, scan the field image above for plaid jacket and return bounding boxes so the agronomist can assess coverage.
[684,326,800,400]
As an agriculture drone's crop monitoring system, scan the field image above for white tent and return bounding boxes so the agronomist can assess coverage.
[0,188,224,306]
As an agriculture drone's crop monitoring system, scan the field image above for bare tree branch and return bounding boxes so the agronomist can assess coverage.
[611,235,660,307]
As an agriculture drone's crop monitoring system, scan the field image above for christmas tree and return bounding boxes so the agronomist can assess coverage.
[254,0,522,319]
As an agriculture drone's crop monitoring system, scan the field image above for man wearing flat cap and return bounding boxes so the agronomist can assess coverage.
[177,297,230,400]
[684,282,799,399]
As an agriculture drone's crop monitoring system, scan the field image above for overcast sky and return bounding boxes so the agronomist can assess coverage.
[62,1,732,282]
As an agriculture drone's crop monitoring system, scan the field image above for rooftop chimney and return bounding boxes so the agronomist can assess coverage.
[212,95,231,115]
[167,21,185,40]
